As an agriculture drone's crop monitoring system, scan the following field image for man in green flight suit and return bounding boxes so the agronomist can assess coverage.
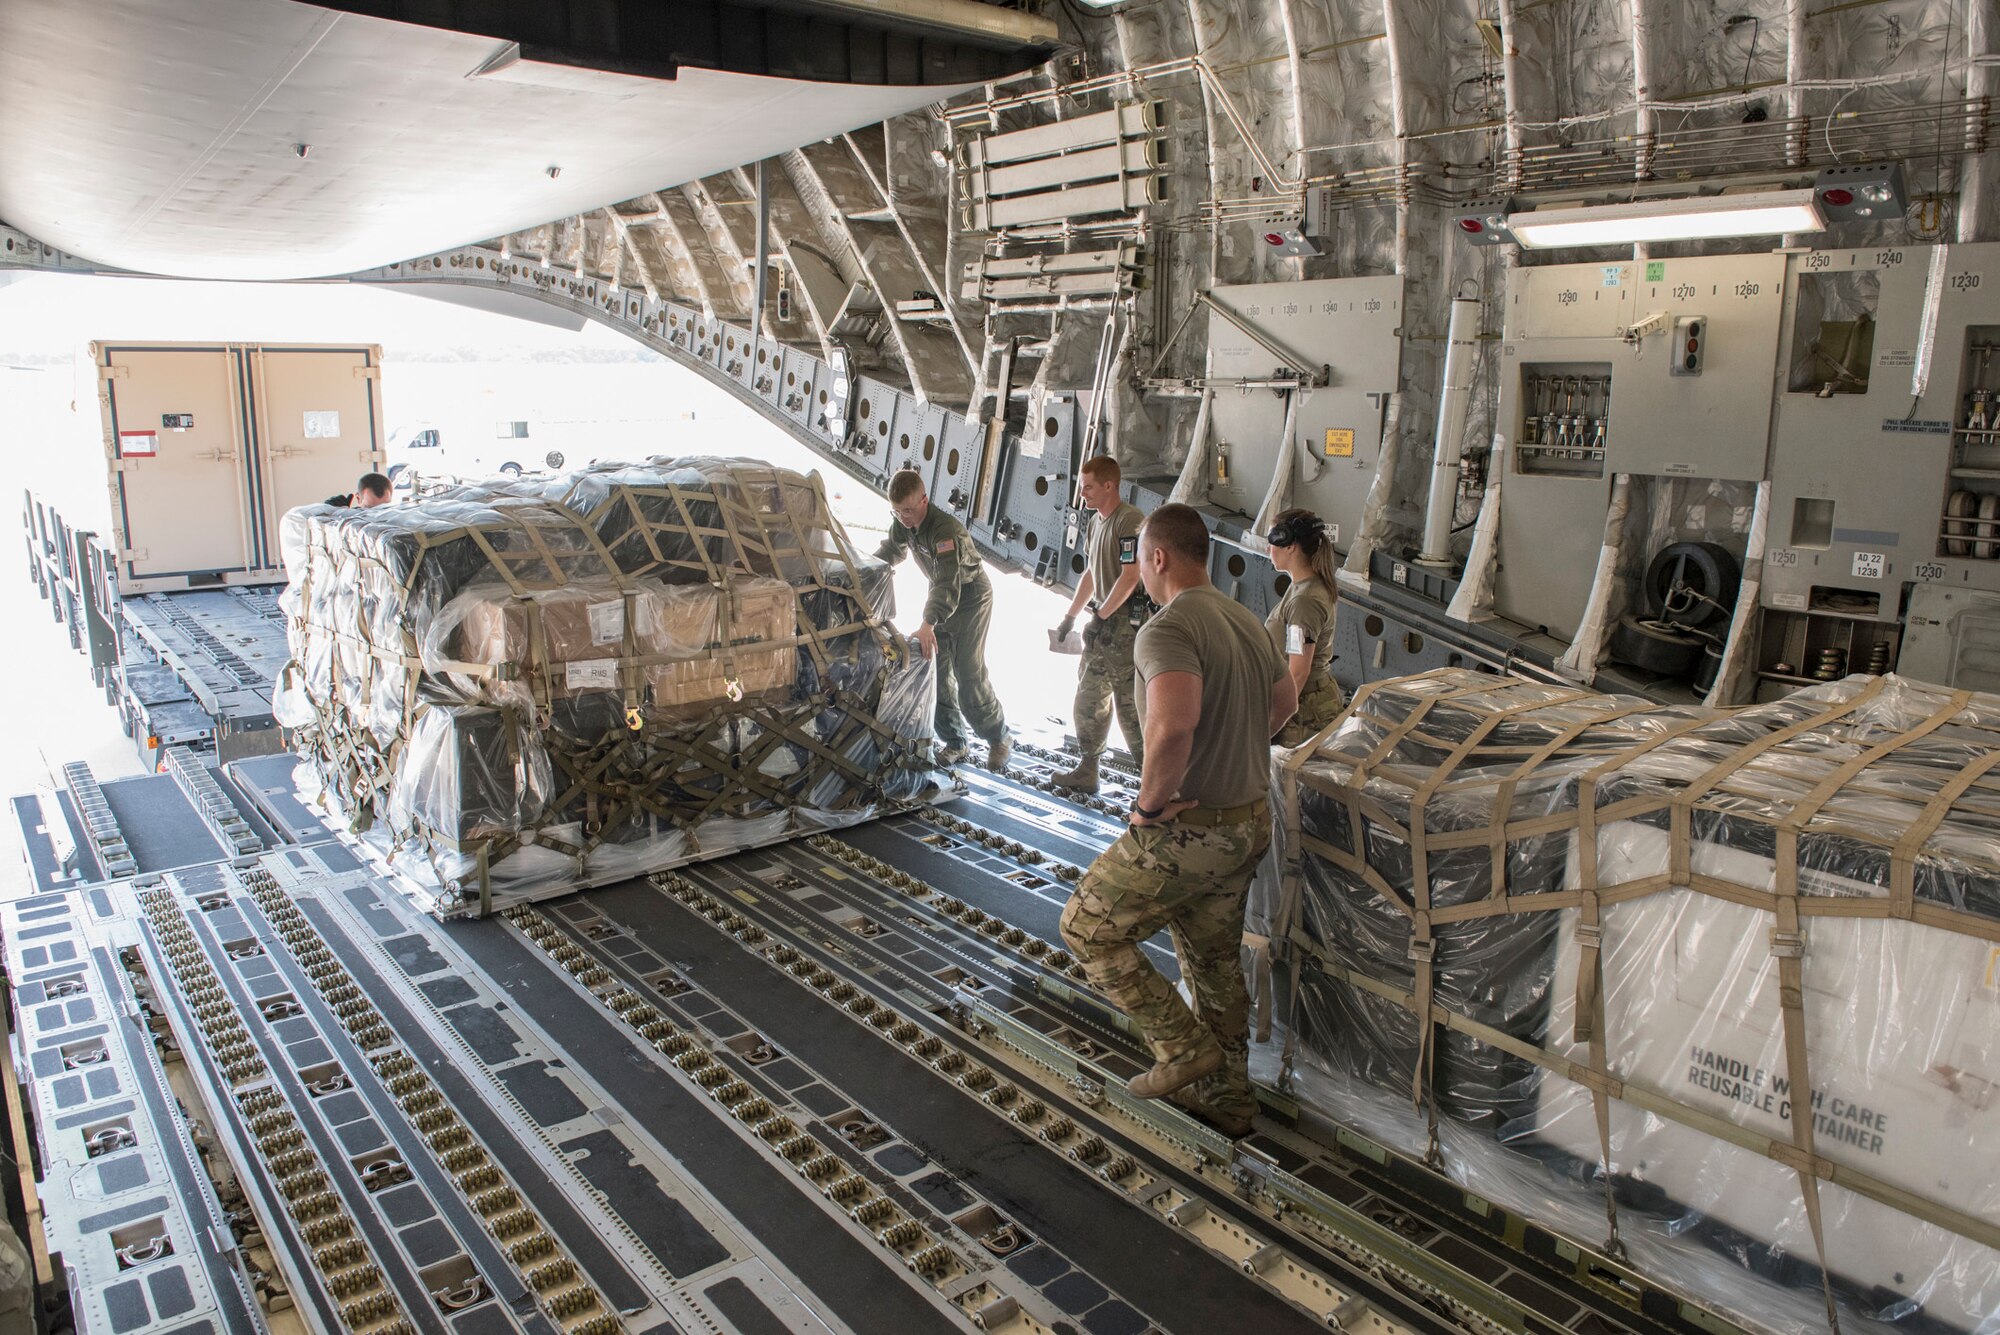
[875,469,1011,770]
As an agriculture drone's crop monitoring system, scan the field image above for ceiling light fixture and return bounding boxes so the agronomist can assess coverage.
[1507,188,1824,250]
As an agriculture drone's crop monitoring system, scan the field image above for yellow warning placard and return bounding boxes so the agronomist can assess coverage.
[1324,428,1355,457]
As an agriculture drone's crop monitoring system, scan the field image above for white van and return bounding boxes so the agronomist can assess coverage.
[384,413,698,484]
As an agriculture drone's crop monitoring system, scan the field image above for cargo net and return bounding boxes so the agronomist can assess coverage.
[275,458,948,916]
[1274,670,2000,1335]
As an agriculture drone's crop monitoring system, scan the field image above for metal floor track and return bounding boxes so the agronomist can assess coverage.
[3,751,1766,1335]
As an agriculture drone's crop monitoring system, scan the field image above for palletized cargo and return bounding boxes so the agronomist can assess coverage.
[277,456,950,914]
[1276,670,2000,1335]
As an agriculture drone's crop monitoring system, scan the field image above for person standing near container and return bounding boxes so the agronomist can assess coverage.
[1263,508,1345,747]
[1051,456,1148,791]
[875,469,1010,770]
[324,472,393,509]
[1059,503,1297,1136]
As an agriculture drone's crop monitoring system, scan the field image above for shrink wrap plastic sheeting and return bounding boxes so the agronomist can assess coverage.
[1275,670,2000,1335]
[276,458,948,914]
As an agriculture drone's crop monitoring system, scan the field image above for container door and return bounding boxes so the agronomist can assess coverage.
[249,346,385,572]
[100,344,253,587]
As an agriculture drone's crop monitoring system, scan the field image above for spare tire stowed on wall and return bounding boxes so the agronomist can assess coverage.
[1645,540,1741,629]
[1608,613,1709,677]
[1608,541,1745,680]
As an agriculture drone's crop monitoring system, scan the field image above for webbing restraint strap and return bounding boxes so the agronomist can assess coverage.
[1403,685,1595,1159]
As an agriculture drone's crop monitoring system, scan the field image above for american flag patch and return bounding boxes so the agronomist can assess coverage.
[935,539,955,553]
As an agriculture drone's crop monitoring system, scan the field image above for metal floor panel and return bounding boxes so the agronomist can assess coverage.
[4,754,1782,1335]
[98,775,224,873]
[225,753,330,845]
[10,792,81,898]
[570,879,1317,1335]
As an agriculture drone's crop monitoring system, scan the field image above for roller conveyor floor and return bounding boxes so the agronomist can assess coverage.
[4,749,1765,1335]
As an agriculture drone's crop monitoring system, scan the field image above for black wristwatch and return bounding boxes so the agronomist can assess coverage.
[1131,800,1165,821]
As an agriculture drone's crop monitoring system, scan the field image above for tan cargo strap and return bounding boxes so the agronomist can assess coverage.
[620,586,642,725]
[1759,687,1971,1333]
[1400,685,1596,1156]
[1655,678,1888,1331]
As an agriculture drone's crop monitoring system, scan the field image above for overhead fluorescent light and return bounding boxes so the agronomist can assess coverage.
[1508,188,1824,250]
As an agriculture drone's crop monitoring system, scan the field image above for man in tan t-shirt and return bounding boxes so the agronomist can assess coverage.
[1051,455,1147,791]
[1058,504,1298,1135]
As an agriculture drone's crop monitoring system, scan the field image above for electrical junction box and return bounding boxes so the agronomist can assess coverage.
[1254,186,1331,259]
[1256,217,1318,259]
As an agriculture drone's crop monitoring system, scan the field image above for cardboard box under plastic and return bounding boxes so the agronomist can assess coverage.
[450,578,797,708]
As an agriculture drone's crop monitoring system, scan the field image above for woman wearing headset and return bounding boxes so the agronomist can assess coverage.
[1264,508,1345,747]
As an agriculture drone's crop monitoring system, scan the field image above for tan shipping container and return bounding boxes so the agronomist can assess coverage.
[92,341,386,591]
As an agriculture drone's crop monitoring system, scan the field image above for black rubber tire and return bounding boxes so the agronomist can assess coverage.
[1644,541,1740,628]
[1608,614,1704,678]
[498,462,523,478]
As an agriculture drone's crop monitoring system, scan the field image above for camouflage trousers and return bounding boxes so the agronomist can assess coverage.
[1073,614,1142,762]
[1274,674,1345,749]
[1059,811,1271,1119]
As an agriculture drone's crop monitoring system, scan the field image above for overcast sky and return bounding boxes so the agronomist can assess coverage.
[0,271,645,362]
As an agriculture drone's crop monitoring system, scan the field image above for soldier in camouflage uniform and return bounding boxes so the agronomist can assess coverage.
[1059,504,1298,1135]
[1052,456,1148,791]
[1264,508,1346,748]
[876,469,1010,770]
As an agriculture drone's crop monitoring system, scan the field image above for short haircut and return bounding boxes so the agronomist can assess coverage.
[1142,503,1209,565]
[887,469,926,504]
[357,472,392,498]
[1080,455,1121,484]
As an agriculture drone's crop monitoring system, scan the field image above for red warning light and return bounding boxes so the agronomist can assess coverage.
[1458,218,1486,234]
[1822,188,1854,207]
[1263,232,1286,246]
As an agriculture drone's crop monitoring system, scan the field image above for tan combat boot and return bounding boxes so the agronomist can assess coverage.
[1051,754,1099,792]
[1127,1046,1223,1099]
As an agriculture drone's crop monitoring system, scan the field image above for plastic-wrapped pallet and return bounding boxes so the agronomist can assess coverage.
[1275,669,2000,1335]
[274,457,949,915]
